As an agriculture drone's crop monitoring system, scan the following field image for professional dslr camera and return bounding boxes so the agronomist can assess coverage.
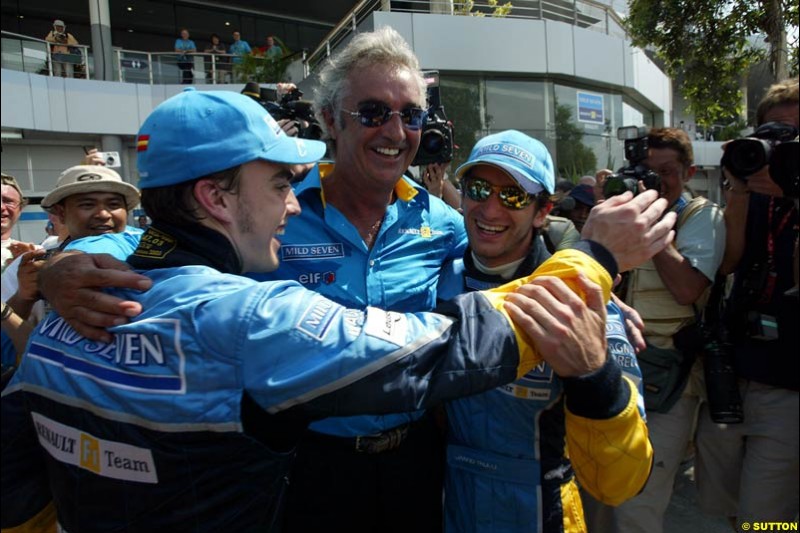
[674,319,743,424]
[603,126,661,198]
[721,122,799,198]
[411,72,454,167]
[241,82,323,140]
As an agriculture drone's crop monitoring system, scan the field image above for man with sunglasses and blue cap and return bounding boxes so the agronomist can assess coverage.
[437,130,652,533]
[1,88,634,532]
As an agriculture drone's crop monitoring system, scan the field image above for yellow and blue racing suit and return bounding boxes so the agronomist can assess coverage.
[437,238,653,533]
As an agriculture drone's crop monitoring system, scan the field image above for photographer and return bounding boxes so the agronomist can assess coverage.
[610,127,726,533]
[695,79,799,528]
[44,20,79,78]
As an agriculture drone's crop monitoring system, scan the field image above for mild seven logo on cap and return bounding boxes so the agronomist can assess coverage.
[474,143,535,169]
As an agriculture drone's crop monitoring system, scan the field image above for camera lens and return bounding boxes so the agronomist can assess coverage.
[106,156,115,166]
[727,138,769,176]
[419,130,445,157]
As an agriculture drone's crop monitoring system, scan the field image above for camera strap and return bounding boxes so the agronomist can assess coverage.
[761,197,794,303]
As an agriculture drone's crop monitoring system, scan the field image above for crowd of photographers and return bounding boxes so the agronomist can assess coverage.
[1,24,798,533]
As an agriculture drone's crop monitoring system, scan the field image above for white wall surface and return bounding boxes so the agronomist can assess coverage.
[1,68,242,136]
[372,11,670,121]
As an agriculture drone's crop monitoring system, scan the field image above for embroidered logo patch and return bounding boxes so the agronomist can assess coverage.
[133,227,177,260]
[32,412,158,484]
[281,243,344,261]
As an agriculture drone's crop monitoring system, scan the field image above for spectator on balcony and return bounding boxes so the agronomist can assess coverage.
[229,31,252,65]
[258,35,284,60]
[44,20,79,78]
[204,33,229,84]
[229,31,252,82]
[174,28,197,84]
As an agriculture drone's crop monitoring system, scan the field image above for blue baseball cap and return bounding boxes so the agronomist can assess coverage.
[568,183,595,207]
[136,88,326,189]
[455,130,555,195]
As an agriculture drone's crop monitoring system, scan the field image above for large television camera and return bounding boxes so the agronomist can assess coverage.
[721,122,799,198]
[603,126,661,198]
[411,72,455,167]
[241,82,323,140]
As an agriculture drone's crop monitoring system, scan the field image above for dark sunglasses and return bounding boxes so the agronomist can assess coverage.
[344,102,427,131]
[462,176,534,210]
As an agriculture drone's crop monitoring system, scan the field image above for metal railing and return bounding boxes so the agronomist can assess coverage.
[4,0,628,84]
[1,31,302,85]
[1,31,91,79]
[113,50,239,85]
[304,0,629,76]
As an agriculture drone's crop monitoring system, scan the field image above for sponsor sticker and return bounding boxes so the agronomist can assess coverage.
[296,298,341,341]
[32,412,158,484]
[281,243,345,261]
[398,226,441,238]
[132,227,177,260]
[474,143,535,169]
[364,307,408,346]
[500,383,553,401]
[30,316,185,393]
[298,271,336,285]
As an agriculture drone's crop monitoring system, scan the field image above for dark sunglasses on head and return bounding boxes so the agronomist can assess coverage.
[344,102,427,131]
[462,176,534,210]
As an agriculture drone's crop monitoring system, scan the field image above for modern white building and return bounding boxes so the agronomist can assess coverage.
[2,0,678,242]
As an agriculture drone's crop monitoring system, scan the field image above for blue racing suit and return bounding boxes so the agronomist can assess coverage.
[1,221,619,532]
[438,238,652,533]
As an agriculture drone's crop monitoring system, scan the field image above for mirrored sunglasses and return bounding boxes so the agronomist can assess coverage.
[344,102,426,131]
[462,176,534,210]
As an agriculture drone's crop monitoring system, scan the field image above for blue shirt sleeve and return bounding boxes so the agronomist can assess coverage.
[64,227,143,261]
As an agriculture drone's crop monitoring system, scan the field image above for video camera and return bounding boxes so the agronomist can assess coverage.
[603,126,661,198]
[241,82,323,140]
[412,72,455,167]
[721,122,799,198]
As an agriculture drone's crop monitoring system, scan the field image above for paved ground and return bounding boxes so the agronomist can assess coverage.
[665,461,731,533]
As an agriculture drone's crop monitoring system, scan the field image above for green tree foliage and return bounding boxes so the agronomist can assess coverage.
[554,103,597,181]
[454,0,513,17]
[233,54,290,83]
[233,36,292,83]
[625,0,799,127]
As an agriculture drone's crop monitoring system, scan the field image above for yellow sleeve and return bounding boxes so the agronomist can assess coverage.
[565,377,653,505]
[479,248,614,378]
[1,501,57,533]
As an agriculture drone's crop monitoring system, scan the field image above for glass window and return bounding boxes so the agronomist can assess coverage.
[485,80,547,132]
[439,75,482,170]
[552,84,623,179]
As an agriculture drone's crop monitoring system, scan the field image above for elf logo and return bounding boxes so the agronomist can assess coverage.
[299,271,336,285]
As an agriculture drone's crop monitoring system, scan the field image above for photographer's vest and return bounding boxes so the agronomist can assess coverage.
[623,196,711,349]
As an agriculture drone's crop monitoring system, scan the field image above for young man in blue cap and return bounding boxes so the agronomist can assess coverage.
[438,130,652,533]
[1,90,628,532]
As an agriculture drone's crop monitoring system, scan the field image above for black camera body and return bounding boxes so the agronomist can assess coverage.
[412,71,454,167]
[241,83,323,140]
[721,122,799,198]
[603,126,661,198]
[412,112,454,167]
